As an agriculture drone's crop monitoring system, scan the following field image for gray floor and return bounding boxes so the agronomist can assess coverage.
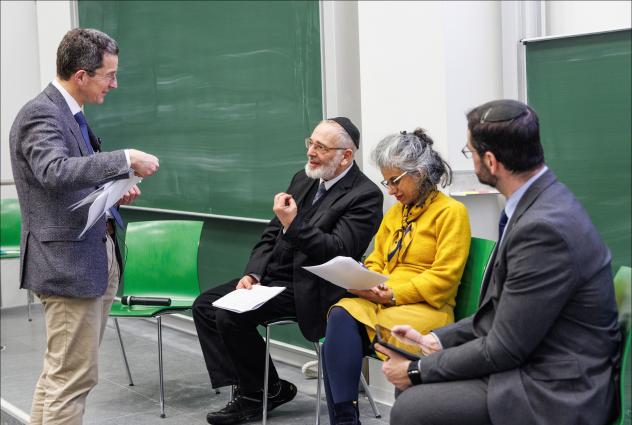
[0,306,390,425]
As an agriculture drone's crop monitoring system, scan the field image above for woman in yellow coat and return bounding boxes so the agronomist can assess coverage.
[321,128,471,424]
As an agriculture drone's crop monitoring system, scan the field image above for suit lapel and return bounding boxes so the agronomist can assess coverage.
[478,169,557,305]
[292,176,318,207]
[44,84,91,157]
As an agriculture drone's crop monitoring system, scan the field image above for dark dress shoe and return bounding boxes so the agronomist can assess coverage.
[206,380,297,425]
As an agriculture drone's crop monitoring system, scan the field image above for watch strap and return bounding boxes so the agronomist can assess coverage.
[407,360,422,385]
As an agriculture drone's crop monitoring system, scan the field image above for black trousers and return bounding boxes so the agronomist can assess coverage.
[192,279,296,394]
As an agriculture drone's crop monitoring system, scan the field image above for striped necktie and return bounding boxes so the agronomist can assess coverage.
[312,181,327,205]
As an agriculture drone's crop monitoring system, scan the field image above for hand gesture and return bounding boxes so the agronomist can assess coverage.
[374,343,413,391]
[273,192,297,230]
[392,325,442,356]
[129,149,159,177]
[349,283,393,305]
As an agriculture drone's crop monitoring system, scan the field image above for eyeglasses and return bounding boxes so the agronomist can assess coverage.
[90,71,117,83]
[305,138,347,154]
[461,145,473,159]
[380,171,408,188]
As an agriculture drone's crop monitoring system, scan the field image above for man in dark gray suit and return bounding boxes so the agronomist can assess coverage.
[377,99,620,425]
[9,28,159,425]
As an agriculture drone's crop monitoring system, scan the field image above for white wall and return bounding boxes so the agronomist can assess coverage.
[0,1,73,184]
[546,1,631,36]
[0,1,41,183]
[36,1,74,89]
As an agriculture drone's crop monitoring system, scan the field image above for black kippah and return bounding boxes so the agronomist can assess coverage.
[329,117,360,148]
[479,99,528,123]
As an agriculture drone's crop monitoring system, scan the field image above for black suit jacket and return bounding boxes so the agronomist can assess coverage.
[245,163,383,341]
[421,170,620,425]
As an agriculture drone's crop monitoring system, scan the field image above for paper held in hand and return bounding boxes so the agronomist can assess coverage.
[303,256,387,290]
[69,175,142,238]
[212,285,286,313]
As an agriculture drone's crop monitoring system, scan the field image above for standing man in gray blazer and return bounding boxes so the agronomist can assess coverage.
[377,99,620,425]
[9,28,159,425]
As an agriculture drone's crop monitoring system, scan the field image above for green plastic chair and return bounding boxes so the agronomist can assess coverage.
[110,220,203,418]
[613,266,631,425]
[454,237,496,321]
[0,198,21,258]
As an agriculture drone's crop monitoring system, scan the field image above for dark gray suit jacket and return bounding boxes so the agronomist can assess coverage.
[9,84,130,298]
[420,170,620,425]
[245,163,383,341]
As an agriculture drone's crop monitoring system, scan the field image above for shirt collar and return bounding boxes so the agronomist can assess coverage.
[504,165,548,221]
[51,78,82,116]
[321,161,353,190]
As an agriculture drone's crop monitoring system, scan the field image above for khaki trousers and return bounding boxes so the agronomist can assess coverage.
[30,234,120,425]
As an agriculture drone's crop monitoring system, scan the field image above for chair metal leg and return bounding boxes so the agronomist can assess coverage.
[113,318,134,386]
[313,342,322,425]
[360,373,381,418]
[262,324,272,425]
[27,289,33,321]
[157,316,166,418]
[262,319,298,424]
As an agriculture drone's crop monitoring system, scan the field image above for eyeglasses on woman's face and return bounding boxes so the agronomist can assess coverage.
[380,171,408,188]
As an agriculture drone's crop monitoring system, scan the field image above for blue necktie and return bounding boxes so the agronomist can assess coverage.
[498,209,508,242]
[74,111,125,229]
[312,182,327,205]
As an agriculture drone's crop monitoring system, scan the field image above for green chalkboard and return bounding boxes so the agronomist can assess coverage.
[525,29,631,272]
[79,1,322,219]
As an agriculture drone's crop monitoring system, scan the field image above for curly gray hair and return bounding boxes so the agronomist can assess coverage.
[371,128,452,201]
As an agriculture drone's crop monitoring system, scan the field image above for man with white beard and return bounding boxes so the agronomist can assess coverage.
[193,118,383,425]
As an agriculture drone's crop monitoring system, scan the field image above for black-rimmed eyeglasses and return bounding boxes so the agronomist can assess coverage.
[461,145,473,159]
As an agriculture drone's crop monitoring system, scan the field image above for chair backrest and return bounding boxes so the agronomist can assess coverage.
[613,266,631,425]
[121,220,203,301]
[1,198,21,257]
[1,198,21,246]
[454,237,496,321]
[615,266,631,325]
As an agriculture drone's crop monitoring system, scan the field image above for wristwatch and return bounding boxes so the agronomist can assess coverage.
[407,360,422,385]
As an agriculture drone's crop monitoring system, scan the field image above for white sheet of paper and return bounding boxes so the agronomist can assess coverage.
[71,175,142,238]
[212,285,286,313]
[303,256,388,290]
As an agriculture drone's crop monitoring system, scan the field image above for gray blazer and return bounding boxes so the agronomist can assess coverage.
[9,84,130,298]
[420,170,620,425]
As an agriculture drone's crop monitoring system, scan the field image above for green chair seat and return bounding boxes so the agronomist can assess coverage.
[0,248,20,259]
[109,219,203,418]
[109,296,198,317]
[1,199,21,259]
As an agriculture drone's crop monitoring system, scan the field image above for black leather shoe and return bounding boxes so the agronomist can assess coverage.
[206,380,297,425]
[267,379,297,411]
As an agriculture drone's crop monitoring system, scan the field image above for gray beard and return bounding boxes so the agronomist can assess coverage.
[304,155,342,180]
